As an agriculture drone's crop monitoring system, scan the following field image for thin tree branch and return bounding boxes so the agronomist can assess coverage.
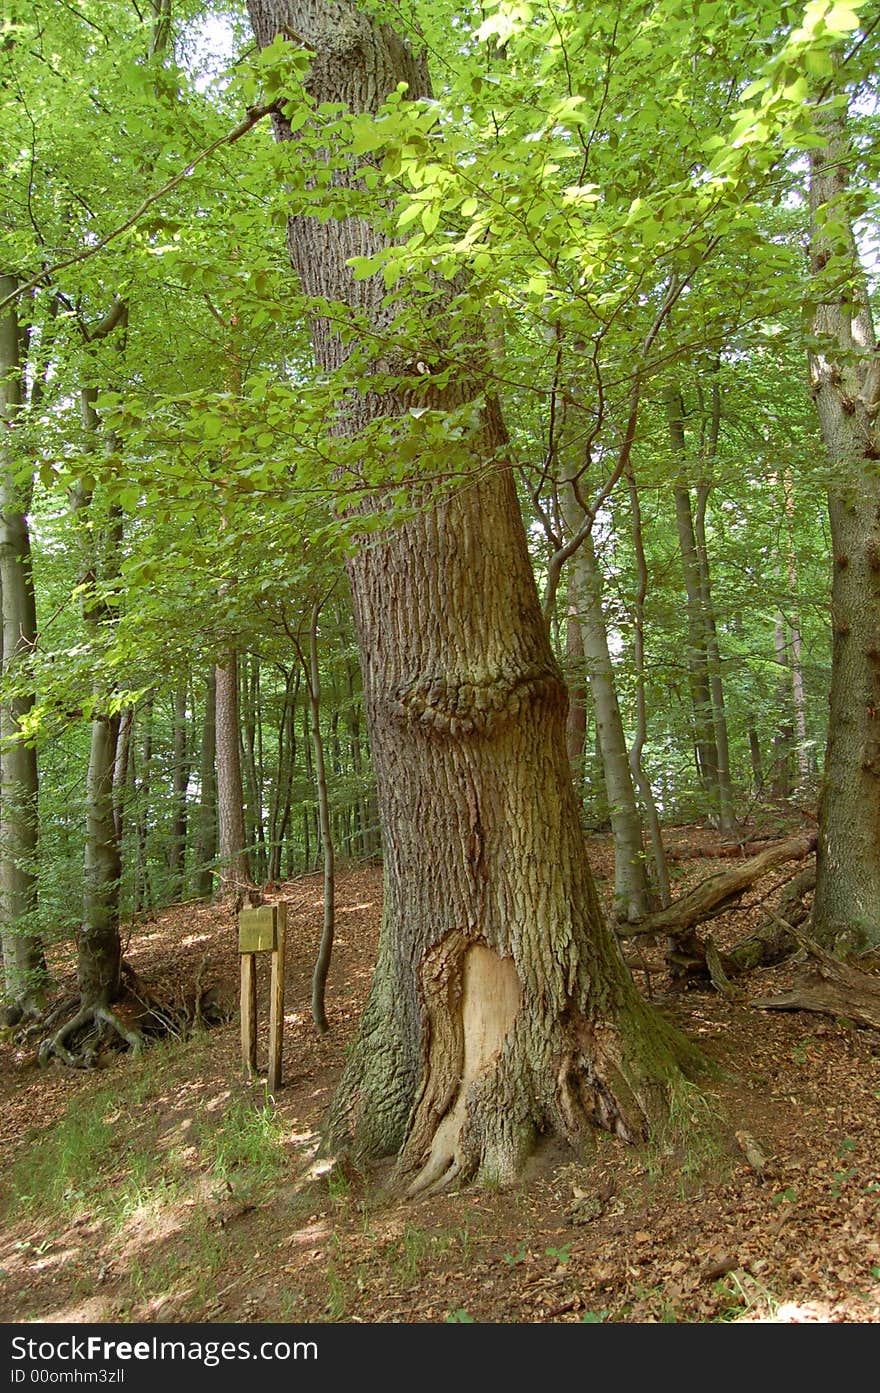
[0,103,280,315]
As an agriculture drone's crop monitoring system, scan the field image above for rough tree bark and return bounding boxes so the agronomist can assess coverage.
[808,101,880,948]
[564,604,588,780]
[248,0,702,1188]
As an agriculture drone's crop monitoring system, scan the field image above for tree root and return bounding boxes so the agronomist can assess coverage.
[38,1002,145,1068]
[31,959,214,1067]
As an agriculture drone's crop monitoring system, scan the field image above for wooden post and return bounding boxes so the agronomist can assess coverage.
[240,952,257,1079]
[268,901,287,1095]
[238,903,286,1090]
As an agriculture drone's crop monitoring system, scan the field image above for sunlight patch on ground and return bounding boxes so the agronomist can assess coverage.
[33,1296,113,1324]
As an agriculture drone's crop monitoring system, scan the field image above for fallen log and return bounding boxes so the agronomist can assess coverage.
[726,862,816,975]
[752,926,880,1031]
[664,836,793,862]
[619,833,817,939]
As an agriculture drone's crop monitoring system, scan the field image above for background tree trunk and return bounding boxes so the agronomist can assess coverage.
[167,678,190,901]
[193,669,218,899]
[808,103,880,948]
[562,485,651,922]
[215,653,251,900]
[0,273,46,1013]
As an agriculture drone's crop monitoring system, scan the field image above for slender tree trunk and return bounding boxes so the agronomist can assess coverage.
[215,653,251,900]
[781,472,811,787]
[0,274,46,1012]
[248,0,700,1185]
[808,102,880,947]
[74,387,125,1007]
[771,615,793,799]
[167,678,190,901]
[666,390,720,806]
[133,694,155,913]
[303,603,335,1033]
[625,466,670,906]
[193,669,218,899]
[748,728,764,794]
[693,482,735,832]
[78,711,123,1006]
[562,485,651,922]
[113,705,133,845]
[240,653,266,881]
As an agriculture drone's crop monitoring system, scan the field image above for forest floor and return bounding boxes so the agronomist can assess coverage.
[1,814,879,1325]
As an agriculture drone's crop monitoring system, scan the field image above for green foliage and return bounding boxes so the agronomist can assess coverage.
[1,0,878,953]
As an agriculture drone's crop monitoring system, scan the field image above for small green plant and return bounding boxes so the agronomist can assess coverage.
[771,1187,798,1206]
[392,1224,431,1281]
[830,1167,858,1199]
[545,1242,572,1265]
[325,1169,350,1206]
[503,1243,527,1266]
[712,1271,779,1322]
[580,1309,609,1323]
[446,1308,475,1322]
[201,1094,288,1192]
[324,1266,348,1321]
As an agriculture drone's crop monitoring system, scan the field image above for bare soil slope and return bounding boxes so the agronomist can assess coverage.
[1,826,878,1324]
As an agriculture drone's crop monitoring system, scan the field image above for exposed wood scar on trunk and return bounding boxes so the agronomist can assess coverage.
[408,941,521,1195]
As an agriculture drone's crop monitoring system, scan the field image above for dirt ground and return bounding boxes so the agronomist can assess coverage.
[1,820,879,1325]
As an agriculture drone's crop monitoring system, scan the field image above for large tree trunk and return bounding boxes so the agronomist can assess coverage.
[248,0,701,1187]
[0,273,46,1013]
[808,102,880,949]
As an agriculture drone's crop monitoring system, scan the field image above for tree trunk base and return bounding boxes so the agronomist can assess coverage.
[378,936,708,1194]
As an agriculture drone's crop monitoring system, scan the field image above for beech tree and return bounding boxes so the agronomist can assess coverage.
[809,94,880,948]
[0,276,47,1016]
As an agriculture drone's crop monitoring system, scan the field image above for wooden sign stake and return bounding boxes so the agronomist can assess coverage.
[238,902,287,1093]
